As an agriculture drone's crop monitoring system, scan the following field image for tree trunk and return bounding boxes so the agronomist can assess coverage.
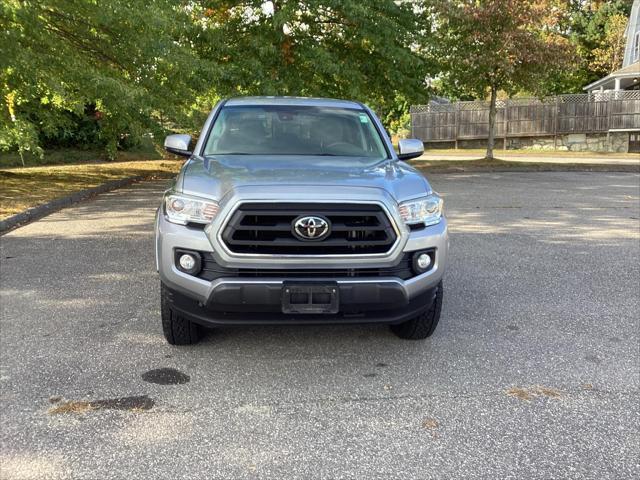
[486,84,498,160]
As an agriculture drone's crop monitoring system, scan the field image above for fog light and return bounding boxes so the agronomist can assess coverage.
[175,250,202,275]
[412,250,434,275]
[417,253,431,270]
[179,254,196,271]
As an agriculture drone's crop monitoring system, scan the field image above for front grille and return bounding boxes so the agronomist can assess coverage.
[221,203,397,255]
[197,252,415,281]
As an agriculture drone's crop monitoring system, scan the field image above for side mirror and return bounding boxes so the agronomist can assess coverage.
[164,134,192,158]
[397,139,424,161]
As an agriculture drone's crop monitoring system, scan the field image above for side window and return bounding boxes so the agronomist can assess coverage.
[207,111,226,151]
[635,32,640,62]
[356,120,374,152]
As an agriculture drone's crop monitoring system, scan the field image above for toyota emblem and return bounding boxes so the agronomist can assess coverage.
[293,215,331,241]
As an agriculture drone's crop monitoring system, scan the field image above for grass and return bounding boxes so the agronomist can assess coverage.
[421,148,639,158]
[412,157,640,173]
[0,159,182,219]
[0,139,161,169]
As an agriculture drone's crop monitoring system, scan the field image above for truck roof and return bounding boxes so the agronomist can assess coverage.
[225,96,363,110]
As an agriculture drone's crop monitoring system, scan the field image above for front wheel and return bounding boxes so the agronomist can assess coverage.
[391,281,443,340]
[161,283,202,345]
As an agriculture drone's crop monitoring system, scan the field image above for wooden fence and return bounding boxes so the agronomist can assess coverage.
[410,92,640,146]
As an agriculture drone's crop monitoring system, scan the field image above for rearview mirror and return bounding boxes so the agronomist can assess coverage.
[397,139,424,161]
[164,134,192,158]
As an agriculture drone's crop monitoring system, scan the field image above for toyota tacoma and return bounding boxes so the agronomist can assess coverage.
[156,97,448,344]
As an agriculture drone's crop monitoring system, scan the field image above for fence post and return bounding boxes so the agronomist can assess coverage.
[503,100,508,150]
[606,92,612,151]
[553,96,559,149]
[454,103,459,149]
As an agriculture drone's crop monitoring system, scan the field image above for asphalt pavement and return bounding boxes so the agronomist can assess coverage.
[1,172,639,479]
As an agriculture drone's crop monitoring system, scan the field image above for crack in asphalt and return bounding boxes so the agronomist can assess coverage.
[130,386,639,415]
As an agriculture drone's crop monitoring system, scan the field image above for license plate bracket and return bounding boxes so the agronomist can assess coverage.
[282,282,339,314]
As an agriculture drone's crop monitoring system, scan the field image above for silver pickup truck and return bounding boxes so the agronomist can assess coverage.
[156,97,448,345]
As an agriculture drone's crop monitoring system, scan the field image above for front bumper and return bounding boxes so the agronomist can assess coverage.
[156,211,448,307]
[164,282,439,327]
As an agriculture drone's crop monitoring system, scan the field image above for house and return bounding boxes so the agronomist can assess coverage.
[584,0,640,94]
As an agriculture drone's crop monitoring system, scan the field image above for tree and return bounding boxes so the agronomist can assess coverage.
[190,0,432,123]
[571,0,634,81]
[1,0,210,159]
[2,1,433,158]
[590,13,629,74]
[454,1,634,96]
[425,0,575,160]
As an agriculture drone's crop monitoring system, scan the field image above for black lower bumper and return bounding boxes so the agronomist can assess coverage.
[165,281,437,327]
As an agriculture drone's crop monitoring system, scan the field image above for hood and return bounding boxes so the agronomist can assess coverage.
[179,155,432,201]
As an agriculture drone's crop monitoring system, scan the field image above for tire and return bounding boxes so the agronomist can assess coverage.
[390,281,443,340]
[161,283,202,345]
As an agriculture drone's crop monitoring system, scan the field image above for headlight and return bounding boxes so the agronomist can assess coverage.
[398,194,443,226]
[164,193,219,225]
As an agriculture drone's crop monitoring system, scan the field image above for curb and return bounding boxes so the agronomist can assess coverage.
[0,175,155,234]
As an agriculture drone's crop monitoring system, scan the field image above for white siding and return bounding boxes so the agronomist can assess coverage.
[623,0,640,67]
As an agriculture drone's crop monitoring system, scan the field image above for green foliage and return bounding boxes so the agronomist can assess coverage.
[1,0,631,159]
[424,0,575,158]
[0,117,42,166]
[2,0,432,158]
[379,94,412,139]
[1,0,210,159]
[590,13,629,73]
[194,1,431,120]
[425,0,575,99]
[550,0,634,92]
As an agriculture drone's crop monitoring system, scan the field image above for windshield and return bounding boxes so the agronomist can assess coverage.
[203,105,388,160]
